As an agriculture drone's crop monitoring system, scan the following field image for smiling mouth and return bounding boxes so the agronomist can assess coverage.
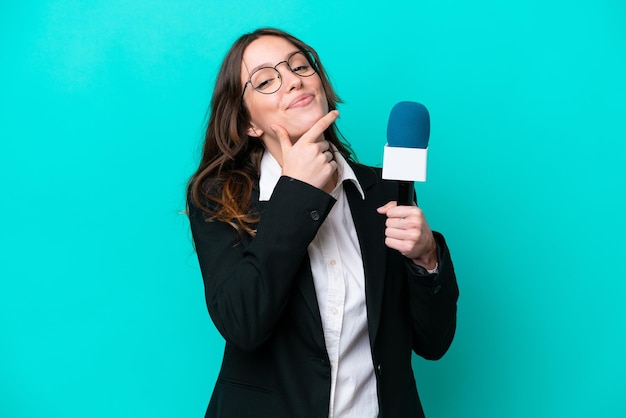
[288,94,314,109]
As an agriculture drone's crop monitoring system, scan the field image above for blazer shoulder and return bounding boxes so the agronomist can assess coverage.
[348,162,397,197]
[349,161,382,177]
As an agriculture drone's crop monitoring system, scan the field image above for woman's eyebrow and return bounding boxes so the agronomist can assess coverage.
[247,50,300,74]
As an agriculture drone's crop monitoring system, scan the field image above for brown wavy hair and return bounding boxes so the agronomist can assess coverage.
[187,28,355,236]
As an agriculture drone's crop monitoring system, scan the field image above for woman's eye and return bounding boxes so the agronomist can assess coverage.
[256,80,270,89]
[255,78,276,90]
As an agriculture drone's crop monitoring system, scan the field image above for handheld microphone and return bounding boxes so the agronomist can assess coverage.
[382,101,430,206]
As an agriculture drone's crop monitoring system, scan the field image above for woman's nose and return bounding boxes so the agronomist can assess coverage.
[278,66,303,92]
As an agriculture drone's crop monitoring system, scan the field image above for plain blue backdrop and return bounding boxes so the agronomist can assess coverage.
[1,1,625,417]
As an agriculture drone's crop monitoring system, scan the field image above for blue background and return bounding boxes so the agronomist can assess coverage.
[1,1,625,417]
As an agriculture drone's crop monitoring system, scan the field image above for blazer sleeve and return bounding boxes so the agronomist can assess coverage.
[406,231,459,360]
[188,177,335,351]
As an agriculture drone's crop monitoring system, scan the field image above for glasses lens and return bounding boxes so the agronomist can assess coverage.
[248,52,317,94]
[289,52,316,77]
[251,68,281,93]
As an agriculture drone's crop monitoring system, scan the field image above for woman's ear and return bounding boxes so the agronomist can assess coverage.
[246,123,264,138]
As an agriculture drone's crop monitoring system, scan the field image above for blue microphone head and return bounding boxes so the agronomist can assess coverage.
[387,101,430,149]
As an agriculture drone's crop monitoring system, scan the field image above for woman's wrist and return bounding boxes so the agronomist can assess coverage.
[410,242,438,270]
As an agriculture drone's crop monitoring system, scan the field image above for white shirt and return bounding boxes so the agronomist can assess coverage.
[259,150,379,418]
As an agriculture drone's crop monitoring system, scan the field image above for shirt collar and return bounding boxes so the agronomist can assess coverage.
[259,147,365,201]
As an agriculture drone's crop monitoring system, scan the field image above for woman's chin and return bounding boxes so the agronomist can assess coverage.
[291,113,329,139]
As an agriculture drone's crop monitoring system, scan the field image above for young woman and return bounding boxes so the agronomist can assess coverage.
[187,27,459,418]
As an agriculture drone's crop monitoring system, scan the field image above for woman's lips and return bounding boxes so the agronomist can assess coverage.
[287,94,314,109]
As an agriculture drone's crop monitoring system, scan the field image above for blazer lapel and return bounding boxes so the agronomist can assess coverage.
[251,184,326,349]
[345,164,388,345]
[294,254,325,340]
[252,165,388,349]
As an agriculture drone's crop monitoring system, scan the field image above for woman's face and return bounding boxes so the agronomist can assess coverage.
[241,36,329,152]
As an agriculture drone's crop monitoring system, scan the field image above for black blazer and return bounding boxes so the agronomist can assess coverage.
[188,163,459,418]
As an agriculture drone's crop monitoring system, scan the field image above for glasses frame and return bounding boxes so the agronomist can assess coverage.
[242,50,318,96]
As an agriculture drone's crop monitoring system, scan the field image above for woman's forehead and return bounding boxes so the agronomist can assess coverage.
[242,36,299,72]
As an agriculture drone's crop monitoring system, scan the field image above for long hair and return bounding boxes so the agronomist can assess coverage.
[187,28,354,236]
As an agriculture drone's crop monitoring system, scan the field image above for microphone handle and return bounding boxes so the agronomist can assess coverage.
[397,181,414,206]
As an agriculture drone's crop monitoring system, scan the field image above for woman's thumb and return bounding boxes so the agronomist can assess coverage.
[271,125,292,158]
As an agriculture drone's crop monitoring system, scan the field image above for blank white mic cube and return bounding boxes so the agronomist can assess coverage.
[382,145,428,182]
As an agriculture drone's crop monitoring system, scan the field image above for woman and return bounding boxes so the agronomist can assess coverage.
[187,27,459,418]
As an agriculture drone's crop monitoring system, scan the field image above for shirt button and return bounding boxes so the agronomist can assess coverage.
[309,210,320,221]
[329,259,337,266]
[331,307,339,316]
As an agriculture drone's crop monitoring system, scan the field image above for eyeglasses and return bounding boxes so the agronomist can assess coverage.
[242,50,317,96]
